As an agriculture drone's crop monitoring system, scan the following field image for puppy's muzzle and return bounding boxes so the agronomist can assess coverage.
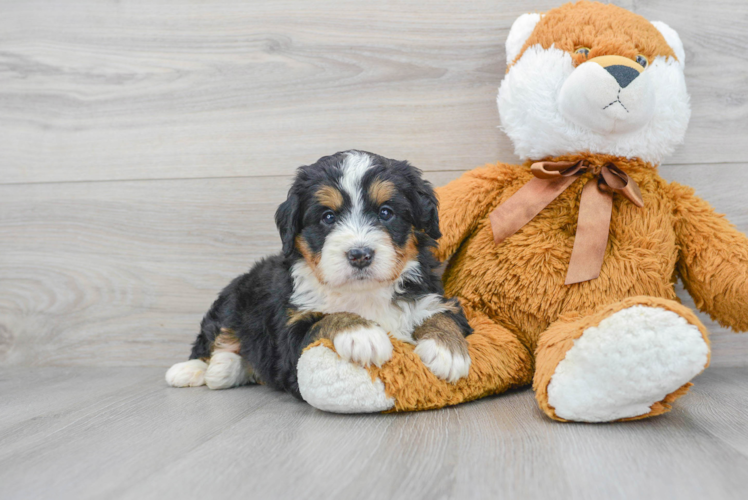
[347,247,374,269]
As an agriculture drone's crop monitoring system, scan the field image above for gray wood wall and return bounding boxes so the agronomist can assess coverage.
[1,0,746,368]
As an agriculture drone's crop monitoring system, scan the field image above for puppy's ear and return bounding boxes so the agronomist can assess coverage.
[275,189,301,257]
[415,179,441,240]
[401,164,440,240]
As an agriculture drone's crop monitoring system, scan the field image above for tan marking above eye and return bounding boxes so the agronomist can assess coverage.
[368,179,396,206]
[315,185,344,211]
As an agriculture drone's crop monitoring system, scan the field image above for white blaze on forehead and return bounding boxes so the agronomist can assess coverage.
[339,151,375,210]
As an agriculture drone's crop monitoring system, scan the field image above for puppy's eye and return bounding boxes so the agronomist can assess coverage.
[321,210,336,225]
[575,47,590,58]
[635,54,648,68]
[378,206,395,222]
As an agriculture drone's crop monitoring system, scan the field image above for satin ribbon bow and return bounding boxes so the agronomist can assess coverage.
[488,160,644,285]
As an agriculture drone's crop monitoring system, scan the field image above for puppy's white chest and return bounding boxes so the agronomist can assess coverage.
[297,287,415,343]
[290,262,449,343]
[330,295,412,343]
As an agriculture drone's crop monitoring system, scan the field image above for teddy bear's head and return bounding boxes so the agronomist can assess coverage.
[497,1,689,164]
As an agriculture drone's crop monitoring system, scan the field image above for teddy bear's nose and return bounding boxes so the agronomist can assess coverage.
[605,65,640,89]
[586,55,644,90]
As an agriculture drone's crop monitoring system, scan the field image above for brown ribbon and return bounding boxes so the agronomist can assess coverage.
[489,160,644,285]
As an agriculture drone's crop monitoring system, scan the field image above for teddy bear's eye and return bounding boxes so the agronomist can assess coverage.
[635,54,648,68]
[575,47,590,57]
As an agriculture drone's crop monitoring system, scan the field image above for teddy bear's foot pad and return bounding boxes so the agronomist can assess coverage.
[297,344,395,413]
[547,305,709,422]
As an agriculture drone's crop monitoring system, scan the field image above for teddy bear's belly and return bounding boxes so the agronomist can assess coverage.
[443,207,679,351]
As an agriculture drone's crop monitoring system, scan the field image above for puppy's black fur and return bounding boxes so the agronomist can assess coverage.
[188,151,471,399]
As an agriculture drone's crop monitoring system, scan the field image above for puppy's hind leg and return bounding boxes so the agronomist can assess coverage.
[165,314,217,388]
[166,359,209,387]
[204,329,257,390]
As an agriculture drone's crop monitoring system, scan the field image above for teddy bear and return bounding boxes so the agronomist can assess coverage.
[294,1,748,422]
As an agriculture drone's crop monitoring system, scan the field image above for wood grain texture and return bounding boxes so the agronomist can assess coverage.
[0,0,746,369]
[2,0,747,184]
[1,167,746,368]
[0,366,746,500]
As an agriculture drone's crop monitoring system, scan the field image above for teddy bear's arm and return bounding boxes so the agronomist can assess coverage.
[670,182,748,332]
[434,163,515,262]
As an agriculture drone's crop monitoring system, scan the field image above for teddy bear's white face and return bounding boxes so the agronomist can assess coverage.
[497,11,690,165]
[558,54,657,135]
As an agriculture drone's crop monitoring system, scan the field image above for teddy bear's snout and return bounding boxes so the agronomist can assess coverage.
[557,54,655,135]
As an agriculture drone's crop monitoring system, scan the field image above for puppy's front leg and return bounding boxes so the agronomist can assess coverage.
[311,312,393,368]
[414,313,471,383]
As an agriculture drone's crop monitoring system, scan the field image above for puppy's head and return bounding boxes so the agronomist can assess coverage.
[275,150,439,289]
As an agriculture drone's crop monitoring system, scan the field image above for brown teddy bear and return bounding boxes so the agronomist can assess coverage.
[295,1,748,422]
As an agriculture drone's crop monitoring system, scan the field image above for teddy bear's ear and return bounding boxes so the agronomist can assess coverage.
[651,21,686,68]
[505,13,541,65]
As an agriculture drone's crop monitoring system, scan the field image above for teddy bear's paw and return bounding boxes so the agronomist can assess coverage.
[547,305,709,422]
[333,325,393,368]
[297,344,395,413]
[165,359,208,387]
[415,339,471,383]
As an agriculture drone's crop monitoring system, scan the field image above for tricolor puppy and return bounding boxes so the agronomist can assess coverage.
[166,151,472,399]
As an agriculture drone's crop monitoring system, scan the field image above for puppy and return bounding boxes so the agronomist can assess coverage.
[166,150,472,399]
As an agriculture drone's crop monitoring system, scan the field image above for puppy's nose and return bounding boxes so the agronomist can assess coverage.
[347,247,374,269]
[605,65,640,88]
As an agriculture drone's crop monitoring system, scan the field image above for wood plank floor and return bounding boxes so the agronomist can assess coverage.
[0,366,746,500]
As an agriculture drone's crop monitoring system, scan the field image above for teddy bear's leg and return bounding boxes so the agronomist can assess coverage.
[297,303,533,413]
[534,296,711,423]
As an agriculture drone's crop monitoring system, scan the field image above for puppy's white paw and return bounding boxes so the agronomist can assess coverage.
[333,325,393,368]
[205,351,248,390]
[415,339,471,383]
[165,359,208,387]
